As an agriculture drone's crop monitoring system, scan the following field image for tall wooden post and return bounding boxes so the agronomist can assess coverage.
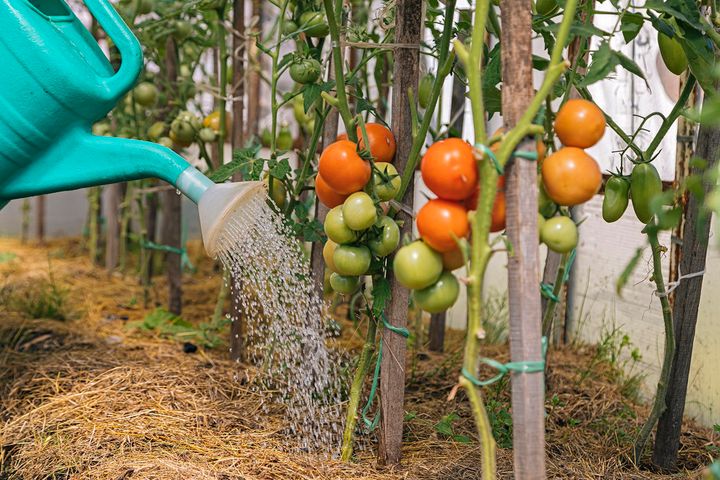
[105,184,121,271]
[378,0,422,466]
[501,0,546,477]
[245,0,262,140]
[653,101,717,470]
[36,195,46,244]
[230,0,247,362]
[163,37,183,315]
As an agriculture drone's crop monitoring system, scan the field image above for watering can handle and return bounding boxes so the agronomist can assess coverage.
[83,0,143,100]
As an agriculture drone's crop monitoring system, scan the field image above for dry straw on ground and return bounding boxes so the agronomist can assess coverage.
[0,238,717,479]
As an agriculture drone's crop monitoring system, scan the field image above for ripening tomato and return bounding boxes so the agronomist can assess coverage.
[541,216,578,253]
[421,138,477,201]
[368,216,400,257]
[441,244,466,271]
[554,99,606,148]
[315,174,349,208]
[372,162,401,201]
[393,241,443,290]
[416,199,470,253]
[342,192,377,231]
[324,206,358,244]
[413,271,460,313]
[319,140,371,195]
[541,147,602,206]
[330,273,360,294]
[323,240,338,272]
[358,123,396,163]
[203,111,232,137]
[333,245,372,276]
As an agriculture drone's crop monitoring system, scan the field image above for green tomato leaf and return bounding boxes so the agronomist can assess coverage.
[208,144,262,182]
[616,247,644,297]
[614,50,650,89]
[576,42,617,87]
[270,157,292,179]
[645,0,702,30]
[621,13,644,43]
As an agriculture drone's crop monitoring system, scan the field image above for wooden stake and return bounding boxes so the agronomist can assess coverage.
[105,184,121,271]
[245,0,262,141]
[653,97,717,470]
[230,0,246,363]
[35,195,46,245]
[378,0,422,466]
[501,0,546,477]
[163,36,183,316]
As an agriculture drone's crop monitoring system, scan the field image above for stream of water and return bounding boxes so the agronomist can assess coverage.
[215,193,345,454]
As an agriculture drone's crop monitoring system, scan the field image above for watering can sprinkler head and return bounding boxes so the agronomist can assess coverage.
[178,168,266,258]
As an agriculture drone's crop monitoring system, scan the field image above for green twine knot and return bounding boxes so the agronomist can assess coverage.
[540,283,559,302]
[462,337,548,387]
[475,143,539,176]
[381,313,410,338]
[141,240,195,272]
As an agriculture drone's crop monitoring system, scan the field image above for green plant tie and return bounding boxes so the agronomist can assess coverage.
[540,248,576,303]
[475,143,503,175]
[462,336,548,387]
[540,283,559,302]
[514,150,538,161]
[140,220,195,272]
[360,313,410,431]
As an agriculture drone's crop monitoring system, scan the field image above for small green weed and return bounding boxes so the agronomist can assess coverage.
[8,271,70,321]
[127,308,229,348]
[486,397,513,448]
[434,412,471,443]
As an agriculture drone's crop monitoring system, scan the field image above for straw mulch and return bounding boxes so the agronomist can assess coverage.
[0,238,717,479]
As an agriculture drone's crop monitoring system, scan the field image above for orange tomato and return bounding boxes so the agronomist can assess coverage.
[416,199,470,253]
[442,246,466,271]
[554,99,606,148]
[203,111,232,136]
[541,147,602,206]
[490,191,506,232]
[421,138,477,201]
[315,174,349,208]
[358,123,396,163]
[319,140,372,195]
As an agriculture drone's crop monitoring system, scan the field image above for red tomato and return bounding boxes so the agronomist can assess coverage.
[318,140,371,195]
[416,199,470,252]
[421,138,478,200]
[358,123,396,163]
[315,174,349,208]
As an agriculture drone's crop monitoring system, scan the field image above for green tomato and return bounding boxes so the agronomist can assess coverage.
[535,0,558,16]
[173,20,193,41]
[277,125,294,150]
[133,82,158,107]
[372,162,401,201]
[418,73,434,109]
[333,245,372,276]
[324,206,358,244]
[158,137,174,149]
[299,11,329,37]
[368,216,400,257]
[290,58,322,84]
[413,271,460,313]
[342,192,377,231]
[658,31,688,75]
[540,216,578,253]
[330,273,360,294]
[170,117,195,144]
[198,127,217,143]
[538,213,546,238]
[631,162,662,224]
[282,19,299,36]
[260,127,272,147]
[602,175,630,223]
[323,240,338,272]
[538,179,557,218]
[263,174,287,208]
[147,121,166,140]
[393,241,443,290]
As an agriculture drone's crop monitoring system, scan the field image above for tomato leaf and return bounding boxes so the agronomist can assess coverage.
[576,42,616,87]
[270,157,291,179]
[614,50,650,89]
[645,0,703,30]
[208,144,262,183]
[616,247,644,296]
[677,24,717,96]
[371,276,391,318]
[621,13,644,43]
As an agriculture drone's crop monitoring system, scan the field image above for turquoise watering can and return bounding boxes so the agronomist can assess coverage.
[0,0,263,257]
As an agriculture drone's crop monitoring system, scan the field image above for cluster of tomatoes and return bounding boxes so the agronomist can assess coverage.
[318,124,402,294]
[539,99,605,253]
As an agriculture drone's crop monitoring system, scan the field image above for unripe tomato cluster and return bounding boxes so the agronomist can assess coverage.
[603,161,662,225]
[318,124,401,295]
[539,99,606,253]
